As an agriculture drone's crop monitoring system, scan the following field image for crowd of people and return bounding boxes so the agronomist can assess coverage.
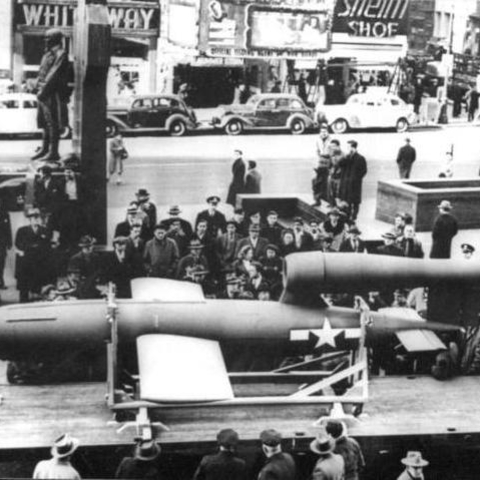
[32,421,433,480]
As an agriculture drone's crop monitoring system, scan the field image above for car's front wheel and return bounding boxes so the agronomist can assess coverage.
[106,120,118,138]
[225,120,243,135]
[169,119,187,137]
[290,118,306,135]
[331,118,349,134]
[396,118,409,133]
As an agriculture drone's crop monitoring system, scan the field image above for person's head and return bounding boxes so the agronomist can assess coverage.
[248,160,256,170]
[233,149,243,160]
[189,239,204,258]
[226,221,237,236]
[461,243,475,259]
[438,200,452,214]
[266,244,279,259]
[282,229,294,245]
[403,224,415,239]
[113,236,128,255]
[382,232,396,245]
[27,208,42,228]
[39,165,52,179]
[394,212,406,229]
[309,428,336,457]
[239,245,254,261]
[249,223,260,239]
[401,451,428,478]
[309,220,319,235]
[225,274,241,298]
[328,208,341,225]
[67,266,81,285]
[405,137,411,145]
[393,288,407,305]
[217,428,240,452]
[234,208,245,222]
[50,434,79,461]
[330,139,340,153]
[249,211,261,225]
[170,219,181,232]
[126,205,138,222]
[347,139,358,154]
[321,235,333,250]
[348,225,361,239]
[135,440,161,462]
[154,223,168,241]
[196,219,208,236]
[260,429,282,457]
[206,195,220,211]
[266,210,278,226]
[324,420,347,440]
[293,216,304,232]
[45,28,63,50]
[319,123,329,140]
[135,188,150,204]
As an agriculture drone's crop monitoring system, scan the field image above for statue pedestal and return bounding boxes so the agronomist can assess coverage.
[376,179,480,231]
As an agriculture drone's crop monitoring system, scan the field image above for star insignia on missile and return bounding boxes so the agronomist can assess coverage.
[310,318,344,349]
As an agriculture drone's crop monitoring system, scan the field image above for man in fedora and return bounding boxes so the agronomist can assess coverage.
[310,428,344,480]
[161,205,193,239]
[176,239,209,280]
[235,223,269,260]
[257,429,296,480]
[375,232,403,257]
[430,200,458,259]
[33,433,80,479]
[397,451,428,480]
[324,421,364,480]
[339,225,366,253]
[115,204,148,241]
[196,196,227,239]
[135,188,157,235]
[321,208,346,251]
[115,439,162,479]
[193,428,247,480]
[15,207,52,302]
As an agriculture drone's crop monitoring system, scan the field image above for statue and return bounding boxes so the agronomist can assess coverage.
[32,29,70,163]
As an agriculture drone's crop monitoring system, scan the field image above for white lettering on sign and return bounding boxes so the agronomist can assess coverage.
[338,0,407,19]
[21,3,157,31]
[348,19,398,37]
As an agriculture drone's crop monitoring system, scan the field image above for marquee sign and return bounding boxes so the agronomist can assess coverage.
[198,0,334,58]
[332,0,409,38]
[15,0,160,37]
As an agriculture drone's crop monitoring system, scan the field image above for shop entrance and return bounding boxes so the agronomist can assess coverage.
[174,65,244,108]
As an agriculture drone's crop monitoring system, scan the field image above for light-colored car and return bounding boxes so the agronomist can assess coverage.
[316,93,416,134]
[0,93,71,138]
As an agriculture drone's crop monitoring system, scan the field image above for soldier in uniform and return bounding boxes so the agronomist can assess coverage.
[32,29,70,163]
[195,195,227,239]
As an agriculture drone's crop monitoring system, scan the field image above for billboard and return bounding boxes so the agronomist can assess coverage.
[199,0,334,58]
[332,0,409,38]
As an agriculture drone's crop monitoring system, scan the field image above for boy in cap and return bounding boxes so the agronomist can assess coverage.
[397,451,428,480]
[33,434,80,479]
[193,428,247,480]
[461,243,475,260]
[258,429,296,480]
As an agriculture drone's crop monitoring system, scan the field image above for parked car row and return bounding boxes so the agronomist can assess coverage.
[0,91,416,139]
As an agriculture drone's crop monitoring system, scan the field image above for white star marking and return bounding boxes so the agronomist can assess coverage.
[313,318,343,348]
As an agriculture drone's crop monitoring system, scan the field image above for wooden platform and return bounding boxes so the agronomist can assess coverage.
[0,375,479,451]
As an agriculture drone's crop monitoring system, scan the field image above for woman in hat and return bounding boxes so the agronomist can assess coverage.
[233,245,256,280]
[115,440,162,479]
[33,434,80,479]
[397,451,428,480]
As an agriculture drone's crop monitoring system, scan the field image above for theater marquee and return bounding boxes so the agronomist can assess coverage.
[15,0,160,37]
[198,0,334,58]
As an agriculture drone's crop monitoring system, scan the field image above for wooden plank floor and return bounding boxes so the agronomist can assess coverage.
[0,375,479,450]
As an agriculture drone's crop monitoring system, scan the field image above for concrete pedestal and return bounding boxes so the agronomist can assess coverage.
[376,179,480,231]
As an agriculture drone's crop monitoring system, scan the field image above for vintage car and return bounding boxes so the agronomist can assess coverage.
[106,94,198,137]
[211,93,317,135]
[0,93,71,138]
[316,93,416,134]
